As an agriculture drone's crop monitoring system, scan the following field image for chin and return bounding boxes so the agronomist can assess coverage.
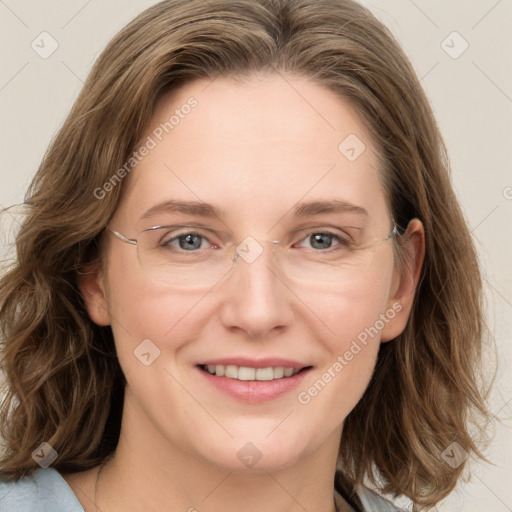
[192,430,314,473]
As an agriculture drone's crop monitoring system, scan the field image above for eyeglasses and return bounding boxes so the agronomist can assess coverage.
[106,220,401,290]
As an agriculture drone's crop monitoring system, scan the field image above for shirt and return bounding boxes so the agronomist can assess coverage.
[0,468,407,511]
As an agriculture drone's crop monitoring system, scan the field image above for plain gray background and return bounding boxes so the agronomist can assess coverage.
[0,1,511,510]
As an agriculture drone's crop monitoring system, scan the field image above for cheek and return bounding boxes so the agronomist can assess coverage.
[103,245,208,366]
[316,256,395,345]
[296,299,388,432]
[302,256,395,405]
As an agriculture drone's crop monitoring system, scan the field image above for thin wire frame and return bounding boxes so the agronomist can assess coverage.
[106,220,401,247]
[105,219,402,289]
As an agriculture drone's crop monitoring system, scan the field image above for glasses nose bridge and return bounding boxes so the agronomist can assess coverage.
[230,236,283,268]
[227,238,289,297]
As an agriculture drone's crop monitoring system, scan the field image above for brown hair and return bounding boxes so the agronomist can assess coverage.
[0,0,492,507]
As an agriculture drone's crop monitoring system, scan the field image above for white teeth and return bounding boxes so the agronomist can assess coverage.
[255,367,274,381]
[238,367,256,380]
[203,364,303,381]
[225,365,238,379]
[273,367,284,379]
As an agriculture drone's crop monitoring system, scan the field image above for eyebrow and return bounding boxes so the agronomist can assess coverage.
[293,199,368,217]
[140,200,224,221]
[139,199,368,221]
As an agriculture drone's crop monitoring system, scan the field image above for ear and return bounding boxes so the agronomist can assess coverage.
[77,261,111,326]
[380,218,425,342]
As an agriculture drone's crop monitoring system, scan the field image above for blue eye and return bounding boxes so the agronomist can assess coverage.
[298,232,351,251]
[165,232,208,251]
[154,228,352,253]
[307,233,336,250]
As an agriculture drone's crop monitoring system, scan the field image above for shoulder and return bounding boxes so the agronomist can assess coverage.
[357,485,409,512]
[0,468,84,512]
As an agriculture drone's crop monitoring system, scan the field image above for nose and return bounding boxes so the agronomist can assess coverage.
[218,238,293,339]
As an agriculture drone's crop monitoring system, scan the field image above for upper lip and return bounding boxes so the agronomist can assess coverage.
[197,357,311,370]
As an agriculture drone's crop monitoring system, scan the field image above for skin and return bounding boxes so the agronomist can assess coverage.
[63,73,424,512]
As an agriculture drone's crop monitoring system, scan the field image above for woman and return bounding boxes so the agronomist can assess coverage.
[0,0,491,510]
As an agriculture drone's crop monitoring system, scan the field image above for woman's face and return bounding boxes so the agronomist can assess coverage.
[85,74,417,472]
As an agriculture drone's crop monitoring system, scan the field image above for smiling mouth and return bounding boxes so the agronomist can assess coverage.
[198,364,312,381]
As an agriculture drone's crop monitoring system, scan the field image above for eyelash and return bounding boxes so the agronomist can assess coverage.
[160,229,354,253]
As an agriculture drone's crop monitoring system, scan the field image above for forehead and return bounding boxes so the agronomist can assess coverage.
[117,74,388,227]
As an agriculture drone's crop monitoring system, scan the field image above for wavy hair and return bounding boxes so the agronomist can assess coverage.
[0,0,492,507]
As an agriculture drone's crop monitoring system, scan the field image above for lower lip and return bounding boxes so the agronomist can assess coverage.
[197,366,312,404]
